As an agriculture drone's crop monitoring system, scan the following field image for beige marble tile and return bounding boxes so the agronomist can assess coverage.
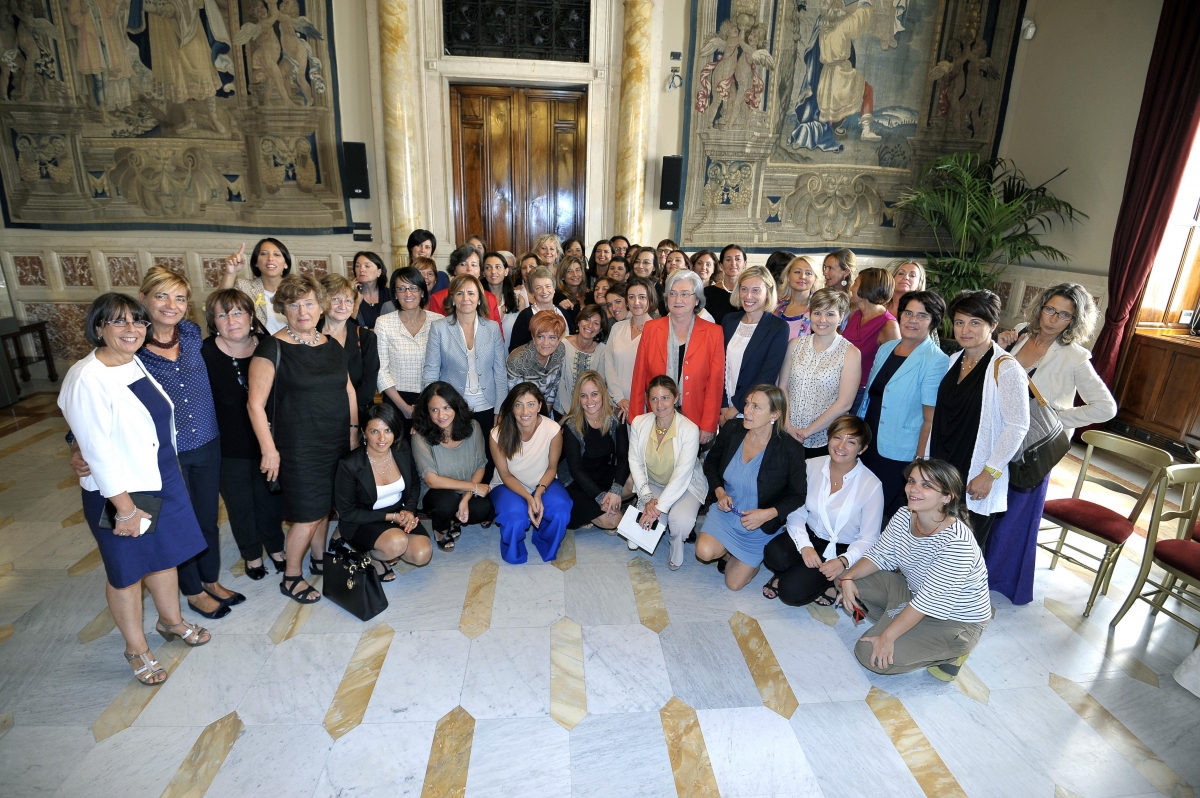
[92,638,194,741]
[952,665,991,705]
[0,427,63,459]
[865,686,967,798]
[0,562,11,577]
[1055,786,1085,798]
[807,603,841,627]
[659,696,720,798]
[550,616,586,730]
[421,705,475,798]
[160,710,245,798]
[1049,673,1191,798]
[0,481,13,493]
[728,611,799,719]
[60,508,86,529]
[56,475,78,490]
[459,558,499,639]
[0,710,11,741]
[1043,598,1159,686]
[77,606,116,644]
[324,622,395,740]
[553,529,577,571]
[0,517,13,533]
[67,547,102,577]
[628,556,669,634]
[268,576,322,644]
[229,559,245,578]
[0,624,12,644]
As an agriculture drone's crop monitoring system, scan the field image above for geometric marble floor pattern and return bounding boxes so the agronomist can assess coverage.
[1,412,1199,797]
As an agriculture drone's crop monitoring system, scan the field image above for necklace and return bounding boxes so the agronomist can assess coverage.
[145,324,180,350]
[287,326,321,346]
[366,450,394,473]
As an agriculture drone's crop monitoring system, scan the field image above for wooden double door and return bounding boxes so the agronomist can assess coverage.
[449,85,587,257]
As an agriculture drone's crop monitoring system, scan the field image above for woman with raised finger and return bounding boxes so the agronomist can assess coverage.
[218,238,292,334]
[60,294,211,686]
[720,265,789,427]
[775,256,822,339]
[248,275,360,605]
[559,371,630,532]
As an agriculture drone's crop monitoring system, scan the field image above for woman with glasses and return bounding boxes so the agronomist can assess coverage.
[375,266,442,436]
[987,284,1115,604]
[201,290,285,581]
[218,238,293,333]
[321,274,380,423]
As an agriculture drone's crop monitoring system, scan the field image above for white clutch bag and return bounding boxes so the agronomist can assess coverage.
[618,505,665,554]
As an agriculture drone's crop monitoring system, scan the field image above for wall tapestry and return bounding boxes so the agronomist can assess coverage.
[0,0,350,233]
[679,0,1024,254]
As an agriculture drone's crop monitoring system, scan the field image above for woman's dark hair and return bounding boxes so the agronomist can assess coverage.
[646,374,679,401]
[406,229,438,259]
[826,414,873,450]
[447,243,480,275]
[364,402,403,440]
[947,289,1002,327]
[389,266,429,309]
[625,276,660,318]
[352,251,388,292]
[250,238,292,278]
[413,381,476,446]
[86,293,150,347]
[719,244,747,264]
[855,267,895,306]
[574,303,609,343]
[898,290,946,335]
[903,458,970,525]
[204,288,266,338]
[588,239,614,280]
[765,250,794,283]
[482,251,519,311]
[605,257,629,281]
[561,237,585,257]
[496,382,550,460]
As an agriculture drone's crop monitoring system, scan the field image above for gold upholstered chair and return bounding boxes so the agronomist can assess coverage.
[1037,431,1174,616]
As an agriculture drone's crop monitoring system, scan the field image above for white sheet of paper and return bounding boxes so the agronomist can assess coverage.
[618,505,665,554]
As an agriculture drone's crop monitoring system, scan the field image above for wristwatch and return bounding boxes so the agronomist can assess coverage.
[984,465,1003,479]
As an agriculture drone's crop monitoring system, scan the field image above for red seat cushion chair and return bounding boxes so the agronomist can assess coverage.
[1043,498,1135,545]
[1153,539,1200,580]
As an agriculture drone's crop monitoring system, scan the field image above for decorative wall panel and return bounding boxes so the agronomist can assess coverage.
[443,0,590,62]
[679,0,1023,254]
[14,254,47,285]
[106,254,140,286]
[60,254,94,286]
[22,301,93,360]
[0,0,350,235]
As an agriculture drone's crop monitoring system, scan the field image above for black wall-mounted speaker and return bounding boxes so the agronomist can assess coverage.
[660,155,683,211]
[343,142,370,199]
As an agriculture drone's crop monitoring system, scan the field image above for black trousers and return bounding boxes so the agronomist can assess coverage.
[383,390,421,438]
[176,437,222,595]
[762,531,849,607]
[220,456,285,562]
[422,488,493,533]
[472,407,496,482]
[860,446,910,528]
[968,511,998,551]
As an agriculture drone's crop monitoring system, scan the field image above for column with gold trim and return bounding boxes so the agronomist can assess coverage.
[379,0,425,265]
[612,0,654,243]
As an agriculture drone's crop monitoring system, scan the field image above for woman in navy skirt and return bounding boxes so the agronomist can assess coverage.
[59,294,212,686]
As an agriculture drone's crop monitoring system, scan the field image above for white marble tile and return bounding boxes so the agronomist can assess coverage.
[1082,676,1200,786]
[791,701,924,798]
[426,523,499,570]
[730,580,818,621]
[568,711,677,798]
[466,717,571,798]
[581,624,673,715]
[987,602,1125,683]
[0,571,69,629]
[322,722,437,797]
[758,617,872,704]
[376,564,472,632]
[206,724,330,796]
[196,574,311,636]
[363,630,471,723]
[697,706,823,797]
[0,633,78,715]
[52,726,201,798]
[565,564,639,626]
[0,725,95,797]
[488,563,565,628]
[460,627,551,719]
[236,632,359,726]
[12,630,134,726]
[10,568,108,635]
[135,633,274,727]
[572,531,651,566]
[964,623,1052,691]
[0,521,63,568]
[988,685,1154,797]
[658,621,761,710]
[13,527,98,572]
[654,561,740,623]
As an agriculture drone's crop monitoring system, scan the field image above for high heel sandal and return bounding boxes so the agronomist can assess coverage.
[269,554,287,574]
[375,556,400,583]
[125,650,167,685]
[280,574,321,604]
[449,521,463,542]
[156,620,211,646]
[435,530,455,551]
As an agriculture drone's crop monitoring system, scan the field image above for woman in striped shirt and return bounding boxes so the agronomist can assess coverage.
[837,458,990,681]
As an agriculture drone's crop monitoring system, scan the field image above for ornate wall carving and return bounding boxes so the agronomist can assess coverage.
[679,0,1023,253]
[0,0,349,234]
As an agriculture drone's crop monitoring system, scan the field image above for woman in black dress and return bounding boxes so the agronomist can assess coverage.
[201,289,285,580]
[559,370,630,530]
[248,275,359,604]
[321,273,380,422]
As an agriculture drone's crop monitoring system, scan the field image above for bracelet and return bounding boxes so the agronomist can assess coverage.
[838,555,850,570]
[114,508,138,522]
[350,424,359,429]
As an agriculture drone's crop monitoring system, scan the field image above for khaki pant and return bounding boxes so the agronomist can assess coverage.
[853,570,986,675]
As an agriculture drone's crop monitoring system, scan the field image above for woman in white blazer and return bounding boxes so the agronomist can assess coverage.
[989,284,1116,604]
[422,275,509,477]
[928,291,1030,549]
[59,295,211,686]
[628,375,708,569]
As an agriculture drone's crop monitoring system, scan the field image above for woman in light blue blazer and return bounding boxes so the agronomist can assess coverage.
[422,275,509,478]
[856,290,950,522]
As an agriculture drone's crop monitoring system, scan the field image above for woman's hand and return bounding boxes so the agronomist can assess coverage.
[394,510,419,533]
[69,442,91,478]
[818,556,847,580]
[224,243,246,275]
[800,546,822,569]
[860,632,895,671]
[699,430,715,445]
[398,400,414,420]
[786,424,806,443]
[997,329,1019,348]
[739,508,776,531]
[719,407,739,425]
[715,487,734,513]
[457,495,472,524]
[114,508,152,538]
[601,491,622,516]
[641,498,661,527]
[966,471,995,502]
[615,399,630,422]
[838,577,861,620]
[558,298,575,311]
[528,490,545,526]
[260,449,281,482]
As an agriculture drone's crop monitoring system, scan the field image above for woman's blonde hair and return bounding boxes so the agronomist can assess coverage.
[532,233,563,268]
[730,264,778,311]
[563,370,615,439]
[272,274,328,315]
[890,260,927,291]
[1023,282,1098,345]
[825,248,858,287]
[778,256,823,302]
[139,265,190,300]
[319,273,356,299]
[556,255,588,300]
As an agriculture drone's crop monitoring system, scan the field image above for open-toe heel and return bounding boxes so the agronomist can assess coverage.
[762,579,780,600]
[124,650,167,685]
[436,531,455,551]
[280,574,321,604]
[156,620,211,646]
[269,554,287,574]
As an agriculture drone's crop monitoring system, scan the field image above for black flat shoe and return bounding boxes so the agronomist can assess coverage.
[187,600,231,620]
[685,531,697,544]
[206,588,246,607]
[244,562,268,581]
[269,554,287,574]
[717,558,727,574]
[309,555,324,575]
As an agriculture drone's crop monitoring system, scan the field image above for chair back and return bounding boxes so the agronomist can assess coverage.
[1075,431,1174,523]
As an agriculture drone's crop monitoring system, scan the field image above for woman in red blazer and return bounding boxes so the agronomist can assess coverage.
[630,270,726,442]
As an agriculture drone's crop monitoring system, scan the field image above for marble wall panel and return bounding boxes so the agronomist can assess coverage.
[106,256,140,288]
[60,256,95,287]
[202,258,225,289]
[154,256,186,273]
[298,259,330,279]
[22,303,93,361]
[14,256,47,286]
[996,281,1013,312]
[1022,285,1045,315]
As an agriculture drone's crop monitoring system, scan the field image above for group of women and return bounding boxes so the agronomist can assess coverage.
[58,230,1116,687]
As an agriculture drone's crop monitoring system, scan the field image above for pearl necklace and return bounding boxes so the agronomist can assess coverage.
[286,326,321,346]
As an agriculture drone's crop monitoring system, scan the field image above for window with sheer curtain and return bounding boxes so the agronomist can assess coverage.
[1139,131,1200,332]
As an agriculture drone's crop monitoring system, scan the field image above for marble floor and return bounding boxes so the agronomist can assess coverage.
[1,395,1199,798]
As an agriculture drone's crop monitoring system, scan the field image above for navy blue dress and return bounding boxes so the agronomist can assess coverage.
[82,377,206,589]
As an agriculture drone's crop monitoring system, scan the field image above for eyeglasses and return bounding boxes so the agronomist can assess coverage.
[105,319,151,329]
[668,291,695,300]
[1041,305,1075,322]
[394,285,422,294]
[900,310,932,322]
[286,301,319,311]
[214,310,248,321]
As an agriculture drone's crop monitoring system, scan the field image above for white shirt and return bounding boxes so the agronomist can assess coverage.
[461,324,486,411]
[556,337,606,414]
[260,289,287,334]
[602,318,641,403]
[786,457,884,567]
[373,476,405,510]
[724,320,756,405]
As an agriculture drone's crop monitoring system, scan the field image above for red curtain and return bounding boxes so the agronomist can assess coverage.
[1091,0,1200,386]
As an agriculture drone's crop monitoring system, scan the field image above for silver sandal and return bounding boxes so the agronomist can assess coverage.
[124,650,167,685]
[156,620,211,646]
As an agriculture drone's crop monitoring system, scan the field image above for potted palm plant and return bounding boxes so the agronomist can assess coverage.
[894,153,1086,332]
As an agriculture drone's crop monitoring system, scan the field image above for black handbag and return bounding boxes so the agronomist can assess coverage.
[994,358,1072,490]
[98,493,163,534]
[322,537,388,621]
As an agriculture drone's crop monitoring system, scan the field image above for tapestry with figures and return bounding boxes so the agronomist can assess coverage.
[679,0,1024,254]
[0,0,349,233]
